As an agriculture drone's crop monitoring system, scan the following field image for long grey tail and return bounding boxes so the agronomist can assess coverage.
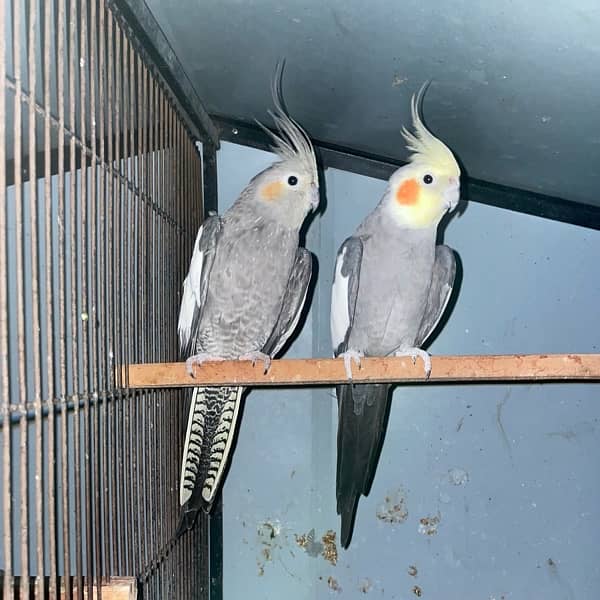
[336,383,392,549]
[176,386,244,537]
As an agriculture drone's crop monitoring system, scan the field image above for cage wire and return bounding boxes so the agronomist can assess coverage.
[0,0,210,597]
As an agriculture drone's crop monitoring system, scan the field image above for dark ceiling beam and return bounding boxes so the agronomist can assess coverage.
[214,116,600,231]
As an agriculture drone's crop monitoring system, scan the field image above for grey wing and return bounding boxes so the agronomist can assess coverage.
[330,236,363,356]
[415,244,456,347]
[177,215,222,356]
[262,248,313,357]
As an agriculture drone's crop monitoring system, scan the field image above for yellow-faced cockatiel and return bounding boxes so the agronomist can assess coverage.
[330,86,461,548]
[176,64,319,535]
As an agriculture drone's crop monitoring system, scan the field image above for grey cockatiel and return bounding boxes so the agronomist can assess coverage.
[176,67,319,535]
[330,87,461,548]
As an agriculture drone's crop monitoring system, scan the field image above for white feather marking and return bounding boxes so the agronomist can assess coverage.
[180,387,205,505]
[330,247,350,352]
[202,388,243,504]
[177,224,205,351]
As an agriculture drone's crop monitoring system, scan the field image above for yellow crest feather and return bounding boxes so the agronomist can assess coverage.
[401,83,460,177]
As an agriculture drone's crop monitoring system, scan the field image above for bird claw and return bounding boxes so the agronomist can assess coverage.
[394,347,432,378]
[339,349,364,380]
[239,351,272,374]
[185,353,225,377]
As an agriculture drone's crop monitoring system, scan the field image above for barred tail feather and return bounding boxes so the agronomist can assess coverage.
[176,386,244,537]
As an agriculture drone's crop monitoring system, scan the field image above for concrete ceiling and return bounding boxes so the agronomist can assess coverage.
[145,0,600,208]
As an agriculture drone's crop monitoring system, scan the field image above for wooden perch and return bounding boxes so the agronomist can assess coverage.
[69,578,137,599]
[121,354,600,389]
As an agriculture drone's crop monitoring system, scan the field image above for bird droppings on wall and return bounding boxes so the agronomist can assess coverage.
[392,73,408,87]
[546,557,576,600]
[376,487,409,524]
[321,530,339,566]
[256,520,283,576]
[358,577,373,593]
[294,528,338,566]
[327,575,342,593]
[408,565,418,577]
[412,584,423,597]
[448,467,469,486]
[295,528,322,557]
[418,513,441,536]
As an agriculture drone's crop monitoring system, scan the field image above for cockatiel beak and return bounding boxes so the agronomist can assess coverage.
[310,183,320,212]
[443,176,460,212]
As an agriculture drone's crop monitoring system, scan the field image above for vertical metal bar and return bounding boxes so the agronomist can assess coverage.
[156,86,171,596]
[154,82,166,594]
[142,62,156,586]
[184,117,191,600]
[56,0,71,592]
[126,36,134,395]
[12,0,29,594]
[27,2,44,600]
[136,53,149,580]
[119,44,135,573]
[121,33,139,580]
[176,107,183,600]
[27,0,44,593]
[202,143,218,217]
[76,0,94,596]
[162,81,170,568]
[43,0,58,595]
[106,7,118,577]
[161,90,173,550]
[127,32,137,576]
[87,0,102,594]
[97,3,110,585]
[181,122,190,600]
[68,0,83,594]
[113,14,127,578]
[0,0,11,594]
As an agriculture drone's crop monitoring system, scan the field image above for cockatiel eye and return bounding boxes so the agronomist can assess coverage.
[423,174,434,184]
[287,175,298,186]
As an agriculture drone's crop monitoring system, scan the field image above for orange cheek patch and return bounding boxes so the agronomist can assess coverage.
[261,181,284,200]
[395,178,419,206]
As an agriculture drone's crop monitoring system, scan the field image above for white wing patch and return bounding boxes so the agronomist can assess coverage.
[330,246,350,352]
[177,224,205,351]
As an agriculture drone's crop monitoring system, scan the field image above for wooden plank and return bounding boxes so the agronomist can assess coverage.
[70,578,137,599]
[121,354,600,389]
[0,576,137,599]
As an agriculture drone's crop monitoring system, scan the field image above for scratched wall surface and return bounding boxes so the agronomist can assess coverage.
[218,141,600,600]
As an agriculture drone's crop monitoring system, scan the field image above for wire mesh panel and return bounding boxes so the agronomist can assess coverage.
[0,0,208,597]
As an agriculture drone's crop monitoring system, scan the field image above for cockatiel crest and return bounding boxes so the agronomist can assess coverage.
[250,61,320,222]
[387,85,461,229]
[260,62,318,180]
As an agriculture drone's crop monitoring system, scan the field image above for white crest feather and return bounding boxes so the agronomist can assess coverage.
[256,60,318,180]
[401,83,460,176]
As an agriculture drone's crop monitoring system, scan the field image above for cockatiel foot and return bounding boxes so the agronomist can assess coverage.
[238,351,272,374]
[394,347,432,378]
[185,353,225,377]
[339,349,364,380]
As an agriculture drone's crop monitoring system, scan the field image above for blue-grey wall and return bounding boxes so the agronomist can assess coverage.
[218,141,600,600]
